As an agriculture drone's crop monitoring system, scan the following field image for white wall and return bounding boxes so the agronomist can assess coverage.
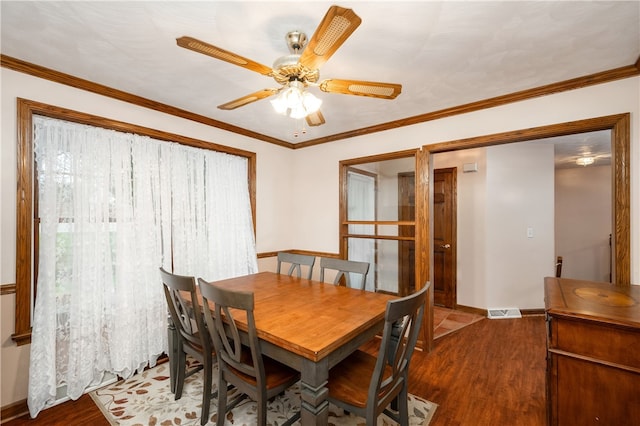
[434,144,555,310]
[1,68,638,408]
[433,148,614,309]
[485,143,555,309]
[556,165,612,282]
[290,77,639,293]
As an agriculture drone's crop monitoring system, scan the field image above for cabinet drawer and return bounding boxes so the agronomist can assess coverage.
[549,316,640,370]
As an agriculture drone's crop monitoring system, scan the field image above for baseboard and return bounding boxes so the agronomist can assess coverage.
[520,308,545,316]
[1,399,28,424]
[453,304,487,317]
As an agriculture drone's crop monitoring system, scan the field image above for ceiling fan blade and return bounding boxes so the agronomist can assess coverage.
[305,110,325,127]
[217,89,279,110]
[299,5,362,70]
[319,79,402,99]
[177,36,273,76]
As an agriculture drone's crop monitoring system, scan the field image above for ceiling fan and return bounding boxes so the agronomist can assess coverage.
[176,5,402,127]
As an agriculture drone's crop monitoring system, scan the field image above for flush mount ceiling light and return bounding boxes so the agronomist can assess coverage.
[576,156,595,166]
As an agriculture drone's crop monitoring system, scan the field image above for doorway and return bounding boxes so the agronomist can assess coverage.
[433,168,457,308]
[419,113,631,320]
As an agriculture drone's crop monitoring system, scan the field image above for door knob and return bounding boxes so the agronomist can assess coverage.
[440,244,451,249]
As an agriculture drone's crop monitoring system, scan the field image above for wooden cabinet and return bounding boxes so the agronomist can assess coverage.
[544,277,640,425]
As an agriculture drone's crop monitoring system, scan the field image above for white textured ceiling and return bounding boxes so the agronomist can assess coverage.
[1,1,639,150]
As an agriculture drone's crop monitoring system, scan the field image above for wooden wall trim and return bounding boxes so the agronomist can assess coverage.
[13,98,33,346]
[294,63,640,148]
[1,284,16,296]
[3,54,638,150]
[612,114,631,285]
[258,250,340,259]
[1,54,292,149]
[416,148,434,351]
[1,399,28,424]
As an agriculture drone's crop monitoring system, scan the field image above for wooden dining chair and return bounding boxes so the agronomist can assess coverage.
[319,257,370,290]
[160,267,216,426]
[276,251,316,279]
[326,283,429,426]
[555,256,563,278]
[198,278,301,426]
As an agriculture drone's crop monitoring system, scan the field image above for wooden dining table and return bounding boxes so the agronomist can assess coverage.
[170,271,396,425]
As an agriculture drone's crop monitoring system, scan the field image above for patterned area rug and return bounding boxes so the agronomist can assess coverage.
[90,361,437,425]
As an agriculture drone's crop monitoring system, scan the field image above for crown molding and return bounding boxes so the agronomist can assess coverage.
[0,54,293,149]
[295,59,640,149]
[3,54,639,150]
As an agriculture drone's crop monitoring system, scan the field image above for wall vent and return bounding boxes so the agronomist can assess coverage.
[487,308,522,319]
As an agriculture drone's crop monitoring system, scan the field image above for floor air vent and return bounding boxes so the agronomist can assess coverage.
[487,308,522,319]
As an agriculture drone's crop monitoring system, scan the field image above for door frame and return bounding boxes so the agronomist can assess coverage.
[416,114,630,351]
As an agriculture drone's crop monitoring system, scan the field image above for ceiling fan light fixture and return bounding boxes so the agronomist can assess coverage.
[270,80,322,119]
[576,156,595,166]
[179,6,400,129]
[302,90,322,113]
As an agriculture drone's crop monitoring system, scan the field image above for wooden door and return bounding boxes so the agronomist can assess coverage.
[398,172,415,296]
[433,168,457,307]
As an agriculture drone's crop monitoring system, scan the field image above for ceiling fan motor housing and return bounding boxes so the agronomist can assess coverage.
[272,55,319,85]
[285,31,307,53]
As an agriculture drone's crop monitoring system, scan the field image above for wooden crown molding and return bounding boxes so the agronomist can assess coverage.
[295,60,640,148]
[0,54,293,149]
[2,54,639,150]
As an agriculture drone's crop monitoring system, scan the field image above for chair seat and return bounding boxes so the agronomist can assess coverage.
[328,350,392,408]
[228,349,300,389]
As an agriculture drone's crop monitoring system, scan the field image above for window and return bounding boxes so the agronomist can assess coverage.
[13,99,256,345]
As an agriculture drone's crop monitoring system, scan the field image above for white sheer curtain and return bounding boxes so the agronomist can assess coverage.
[166,143,258,280]
[28,116,257,417]
[347,171,376,291]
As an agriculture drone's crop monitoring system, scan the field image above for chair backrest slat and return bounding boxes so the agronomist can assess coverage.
[199,278,266,386]
[368,283,429,417]
[276,252,316,280]
[319,257,370,289]
[160,267,211,353]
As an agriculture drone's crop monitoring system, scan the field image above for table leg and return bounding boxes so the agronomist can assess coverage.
[299,358,329,425]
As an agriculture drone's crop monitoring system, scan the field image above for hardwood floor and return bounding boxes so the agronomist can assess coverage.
[3,396,110,426]
[4,315,547,426]
[420,315,547,425]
